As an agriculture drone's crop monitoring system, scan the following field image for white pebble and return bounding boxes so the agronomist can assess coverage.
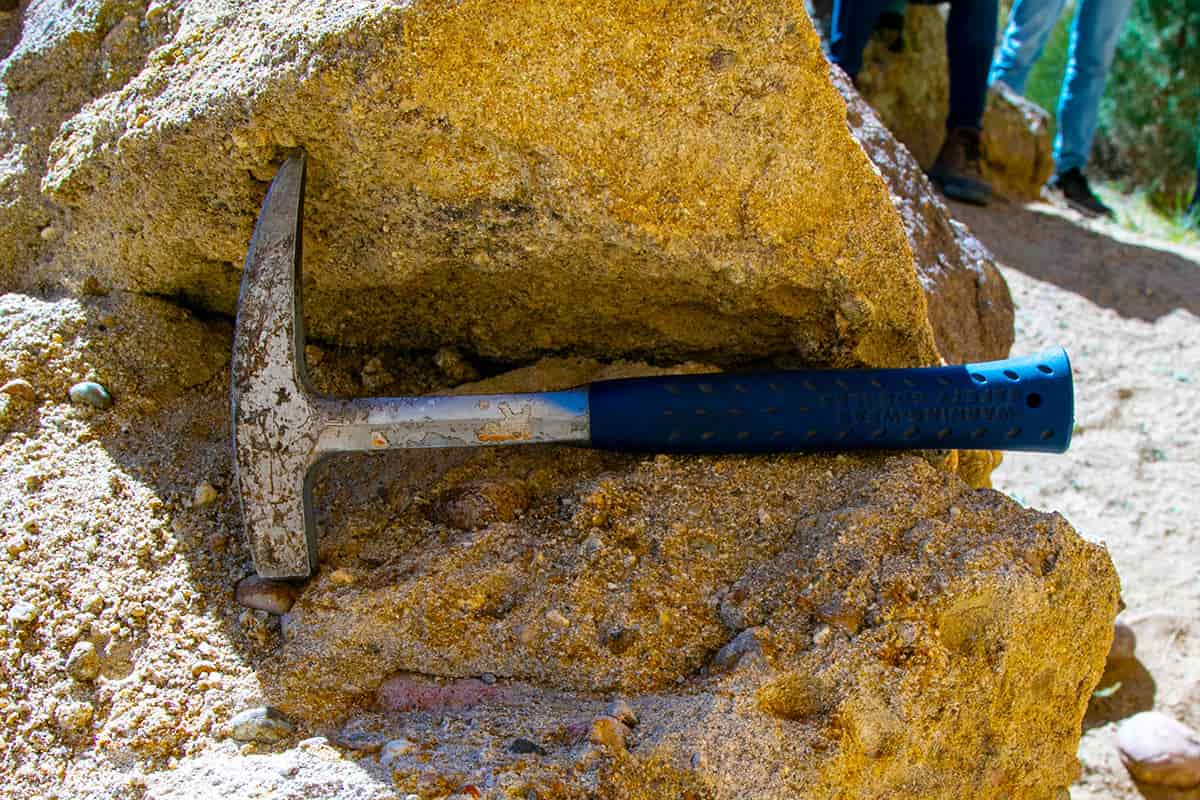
[7,600,38,628]
[68,381,113,410]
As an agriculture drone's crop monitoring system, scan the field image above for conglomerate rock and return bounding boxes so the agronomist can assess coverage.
[257,358,1120,799]
[6,0,947,368]
[850,6,1055,200]
[832,67,1015,364]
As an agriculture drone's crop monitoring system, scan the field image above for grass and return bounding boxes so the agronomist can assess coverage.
[1094,183,1200,246]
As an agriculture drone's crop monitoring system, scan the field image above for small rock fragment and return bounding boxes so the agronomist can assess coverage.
[7,600,38,628]
[509,737,546,755]
[432,479,531,530]
[66,641,101,682]
[545,609,571,628]
[1108,622,1137,665]
[335,721,385,753]
[379,737,417,767]
[235,576,297,615]
[328,568,356,587]
[228,707,294,744]
[190,660,217,678]
[588,716,630,752]
[40,225,61,242]
[0,379,36,402]
[711,627,766,672]
[53,700,94,733]
[192,482,218,508]
[69,381,113,410]
[606,699,638,728]
[1117,711,1200,788]
[434,348,481,384]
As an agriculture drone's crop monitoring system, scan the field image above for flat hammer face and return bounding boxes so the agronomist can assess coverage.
[231,154,322,578]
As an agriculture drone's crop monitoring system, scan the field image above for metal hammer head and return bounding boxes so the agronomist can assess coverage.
[231,152,322,579]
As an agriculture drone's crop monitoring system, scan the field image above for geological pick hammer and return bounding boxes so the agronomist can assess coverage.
[232,153,1073,579]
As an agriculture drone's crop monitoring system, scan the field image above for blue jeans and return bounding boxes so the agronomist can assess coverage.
[990,0,1133,172]
[830,0,998,130]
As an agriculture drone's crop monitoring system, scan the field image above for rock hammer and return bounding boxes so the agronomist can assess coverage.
[232,152,1073,578]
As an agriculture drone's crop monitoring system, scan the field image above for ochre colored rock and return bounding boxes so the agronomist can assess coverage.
[7,0,947,368]
[850,6,1055,200]
[260,358,1119,799]
[832,67,1015,364]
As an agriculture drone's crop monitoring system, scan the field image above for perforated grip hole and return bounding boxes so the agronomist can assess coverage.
[971,373,987,383]
[1026,393,1042,408]
[1037,364,1053,374]
[1003,370,1020,381]
[1041,429,1055,440]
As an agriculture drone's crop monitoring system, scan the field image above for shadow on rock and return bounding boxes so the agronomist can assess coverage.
[1083,657,1156,732]
[949,200,1200,322]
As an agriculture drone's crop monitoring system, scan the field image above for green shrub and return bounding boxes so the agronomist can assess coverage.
[1095,0,1200,203]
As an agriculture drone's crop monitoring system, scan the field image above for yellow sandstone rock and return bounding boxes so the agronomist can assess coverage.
[25,0,942,368]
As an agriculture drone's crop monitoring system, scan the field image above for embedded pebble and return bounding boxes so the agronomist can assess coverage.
[509,737,546,755]
[434,347,480,384]
[228,706,294,744]
[545,609,571,628]
[328,568,356,587]
[377,674,499,712]
[192,482,218,507]
[53,700,94,733]
[68,381,113,409]
[379,737,418,768]
[334,723,385,753]
[235,576,298,615]
[39,225,61,242]
[432,478,530,530]
[1108,622,1137,665]
[65,640,101,681]
[1117,711,1200,788]
[0,379,36,402]
[7,600,38,628]
[711,627,766,672]
[588,716,630,752]
[606,699,638,728]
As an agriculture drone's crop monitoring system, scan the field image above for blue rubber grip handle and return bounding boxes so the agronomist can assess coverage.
[588,348,1073,453]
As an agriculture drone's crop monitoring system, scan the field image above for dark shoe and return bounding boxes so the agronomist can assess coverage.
[927,128,992,206]
[1049,167,1113,218]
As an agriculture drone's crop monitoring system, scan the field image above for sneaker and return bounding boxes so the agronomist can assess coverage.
[1049,168,1113,218]
[927,127,992,206]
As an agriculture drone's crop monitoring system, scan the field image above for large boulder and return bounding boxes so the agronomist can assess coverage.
[851,6,1055,200]
[4,0,938,369]
[833,67,1014,364]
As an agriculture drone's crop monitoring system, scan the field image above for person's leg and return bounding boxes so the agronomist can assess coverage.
[945,0,998,131]
[928,0,999,205]
[1054,0,1134,172]
[830,0,892,79]
[990,0,1070,94]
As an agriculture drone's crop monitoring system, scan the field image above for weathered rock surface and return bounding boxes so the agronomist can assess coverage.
[833,67,1015,364]
[5,0,949,368]
[850,6,1055,200]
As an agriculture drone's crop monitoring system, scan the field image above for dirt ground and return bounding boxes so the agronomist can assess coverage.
[950,198,1200,800]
